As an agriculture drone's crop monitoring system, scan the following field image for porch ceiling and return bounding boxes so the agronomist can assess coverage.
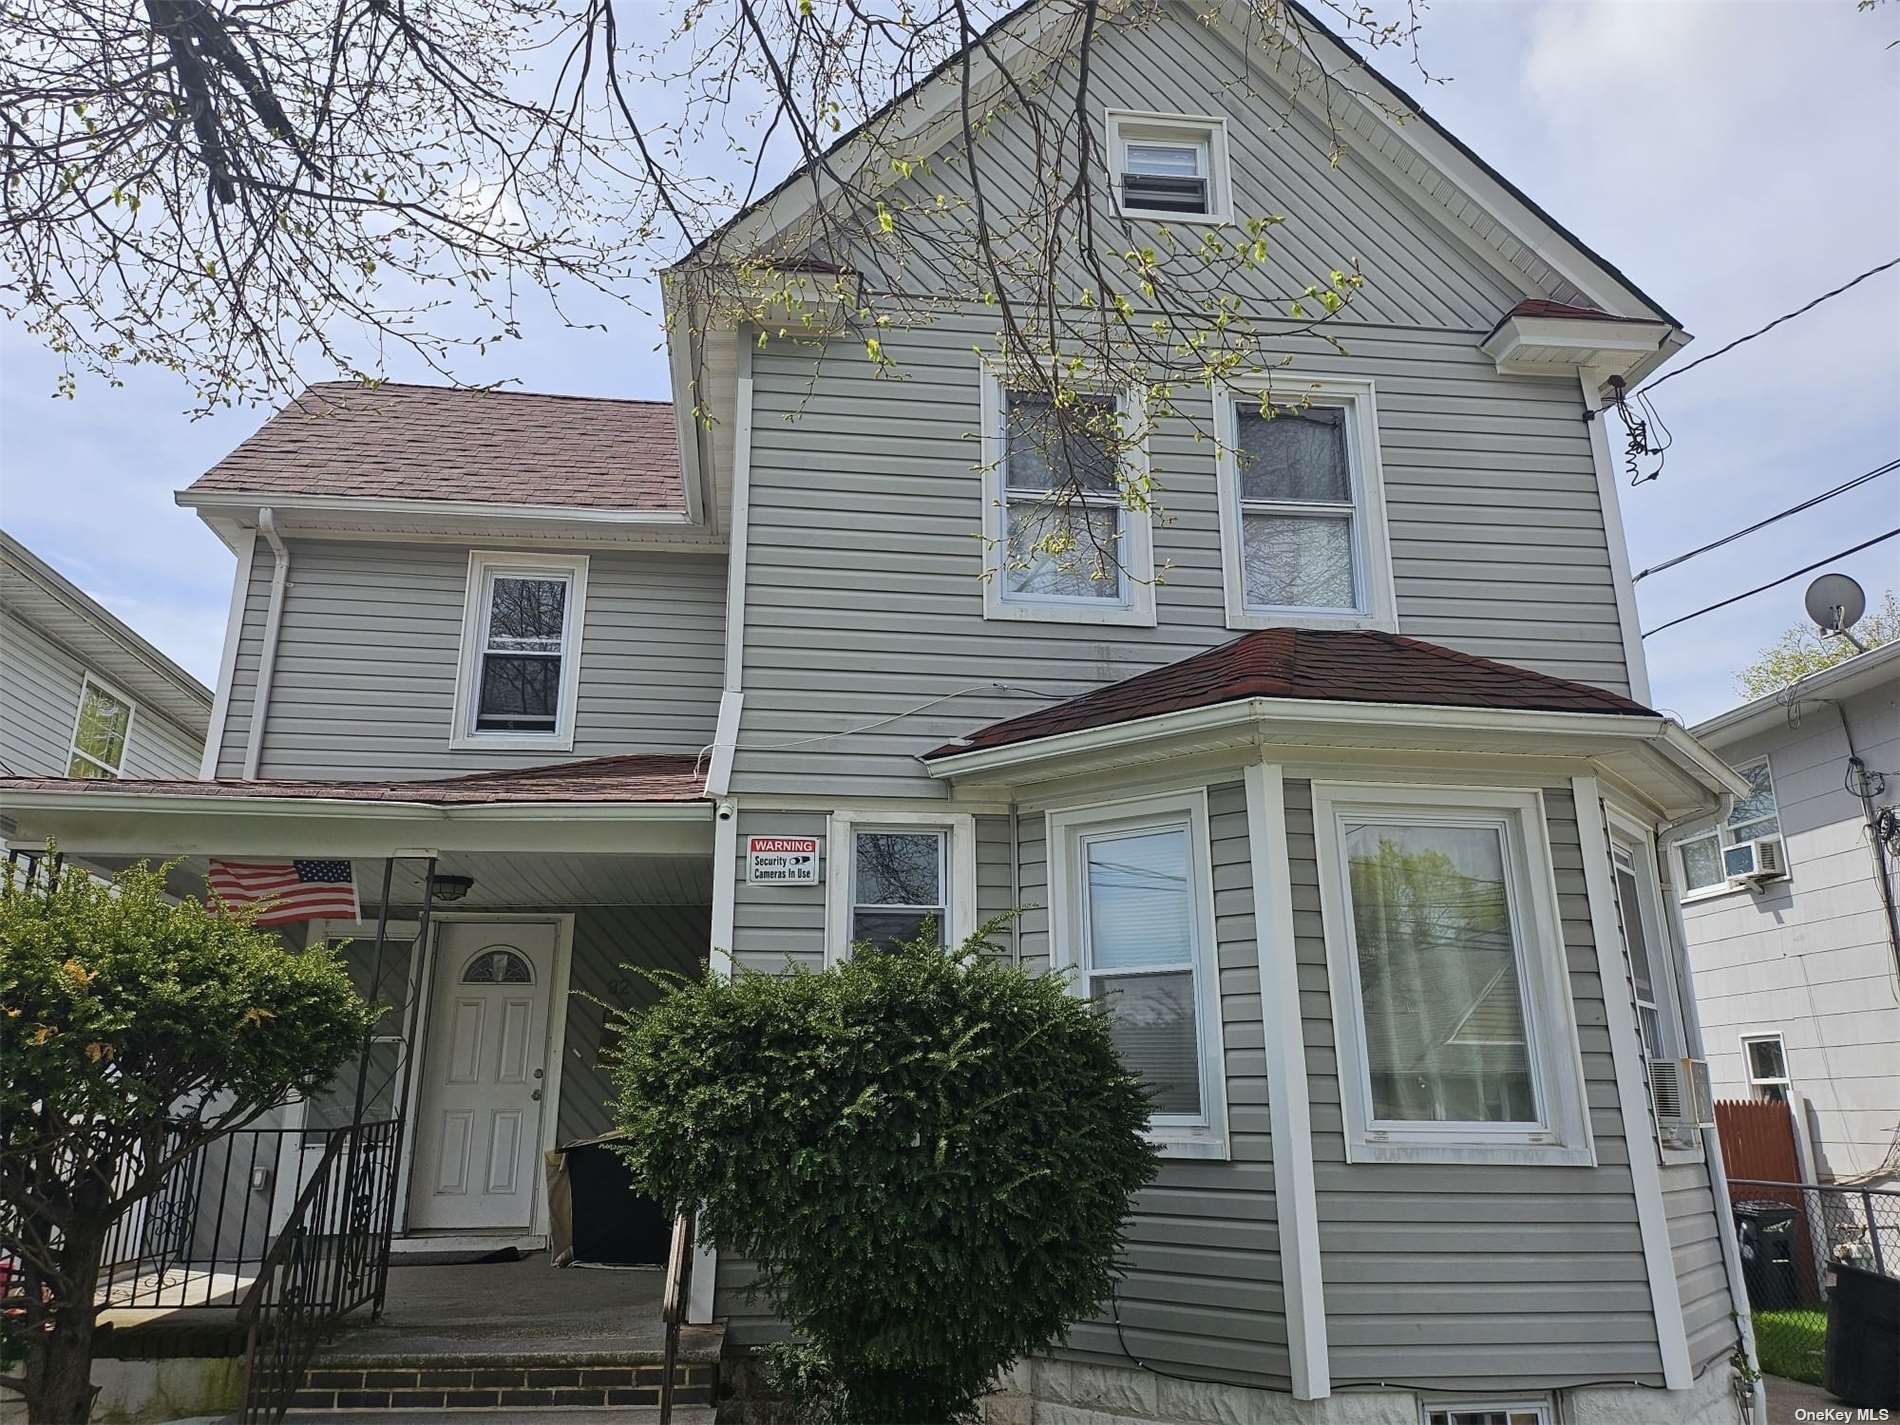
[84,849,714,910]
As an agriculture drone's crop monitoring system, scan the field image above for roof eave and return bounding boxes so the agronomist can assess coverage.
[1690,640,1900,747]
[923,695,1745,817]
[175,489,701,543]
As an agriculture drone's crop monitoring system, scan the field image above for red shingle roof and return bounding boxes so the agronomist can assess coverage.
[183,383,684,512]
[1,754,706,805]
[924,629,1654,759]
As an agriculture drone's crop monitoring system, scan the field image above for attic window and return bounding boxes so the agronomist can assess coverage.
[1107,111,1230,224]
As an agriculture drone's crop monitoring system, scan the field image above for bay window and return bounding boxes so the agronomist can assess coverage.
[1049,792,1228,1158]
[1313,783,1592,1165]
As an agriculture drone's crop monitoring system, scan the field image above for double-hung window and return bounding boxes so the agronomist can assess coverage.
[1676,758,1783,895]
[978,374,1155,625]
[1105,110,1230,223]
[1049,793,1228,1158]
[850,829,948,952]
[1214,377,1396,631]
[301,926,417,1145]
[67,675,133,779]
[1313,783,1592,1165]
[1606,813,1701,1157]
[451,552,588,749]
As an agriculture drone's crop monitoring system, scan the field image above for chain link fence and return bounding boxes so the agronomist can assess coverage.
[1728,1178,1899,1385]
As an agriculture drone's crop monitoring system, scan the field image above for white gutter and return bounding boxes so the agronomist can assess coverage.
[925,695,1751,797]
[177,490,694,527]
[243,509,289,779]
[0,786,712,823]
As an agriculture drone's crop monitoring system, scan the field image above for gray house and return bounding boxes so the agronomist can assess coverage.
[0,527,209,831]
[2,5,1780,1424]
[1669,640,1900,1189]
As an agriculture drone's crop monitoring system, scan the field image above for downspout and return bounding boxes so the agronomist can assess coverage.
[1008,798,1022,967]
[243,509,290,780]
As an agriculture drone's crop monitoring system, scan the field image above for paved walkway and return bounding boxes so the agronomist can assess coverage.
[1766,1373,1854,1425]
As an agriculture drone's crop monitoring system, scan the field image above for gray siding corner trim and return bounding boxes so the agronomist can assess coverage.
[1572,775,1692,1388]
[1245,762,1329,1399]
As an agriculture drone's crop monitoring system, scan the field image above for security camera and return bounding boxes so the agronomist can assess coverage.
[716,800,736,822]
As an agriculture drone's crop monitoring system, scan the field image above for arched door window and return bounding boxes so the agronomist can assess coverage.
[461,947,534,985]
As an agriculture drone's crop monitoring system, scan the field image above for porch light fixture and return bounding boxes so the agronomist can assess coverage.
[431,874,475,903]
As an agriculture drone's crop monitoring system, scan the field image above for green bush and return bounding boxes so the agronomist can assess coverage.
[1,858,376,1423]
[609,924,1160,1424]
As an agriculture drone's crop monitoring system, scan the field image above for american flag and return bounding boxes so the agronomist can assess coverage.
[208,859,360,925]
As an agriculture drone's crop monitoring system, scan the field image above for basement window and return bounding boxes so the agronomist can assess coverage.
[1423,1402,1552,1425]
[451,551,589,750]
[1107,110,1230,224]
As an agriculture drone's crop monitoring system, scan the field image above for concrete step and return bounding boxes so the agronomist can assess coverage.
[285,1410,716,1425]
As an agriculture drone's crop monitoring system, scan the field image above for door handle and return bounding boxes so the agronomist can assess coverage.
[532,1089,543,1102]
[533,1068,544,1080]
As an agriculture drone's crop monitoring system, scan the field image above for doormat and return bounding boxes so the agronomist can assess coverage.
[387,1246,525,1268]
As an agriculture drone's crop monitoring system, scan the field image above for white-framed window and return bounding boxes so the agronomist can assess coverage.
[977,370,1156,626]
[1312,782,1593,1166]
[450,551,589,750]
[1742,1031,1791,1104]
[825,810,977,965]
[1047,791,1229,1159]
[1423,1401,1552,1425]
[67,674,134,779]
[1676,757,1783,896]
[1606,808,1702,1160]
[1105,109,1232,225]
[1213,376,1397,632]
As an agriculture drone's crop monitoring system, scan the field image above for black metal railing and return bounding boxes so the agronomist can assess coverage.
[1727,1178,1899,1386]
[237,1118,402,1425]
[658,1212,694,1425]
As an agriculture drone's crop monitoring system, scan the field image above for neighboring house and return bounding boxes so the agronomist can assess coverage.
[0,529,210,847]
[2,6,1789,1425]
[1668,640,1900,1188]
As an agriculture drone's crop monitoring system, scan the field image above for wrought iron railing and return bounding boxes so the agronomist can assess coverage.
[1726,1177,1899,1386]
[237,1118,402,1424]
[659,1212,695,1425]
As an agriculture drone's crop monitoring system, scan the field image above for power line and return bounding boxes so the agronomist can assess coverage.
[1633,458,1900,582]
[1638,256,1900,396]
[1641,528,1900,638]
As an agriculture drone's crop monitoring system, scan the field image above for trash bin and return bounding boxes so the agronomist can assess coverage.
[1825,1259,1899,1408]
[544,1131,669,1268]
[1732,1200,1801,1310]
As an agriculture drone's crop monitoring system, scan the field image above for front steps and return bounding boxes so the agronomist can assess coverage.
[290,1347,719,1413]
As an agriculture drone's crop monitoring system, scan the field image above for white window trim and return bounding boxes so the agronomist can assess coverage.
[1422,1399,1553,1425]
[1741,1030,1791,1100]
[1212,374,1398,633]
[67,672,136,779]
[1312,781,1594,1166]
[977,368,1156,627]
[1047,790,1230,1161]
[1605,803,1704,1166]
[1105,109,1233,226]
[825,809,977,967]
[1676,755,1786,902]
[450,550,589,752]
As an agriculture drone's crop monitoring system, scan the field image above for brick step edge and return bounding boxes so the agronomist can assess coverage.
[294,1361,717,1413]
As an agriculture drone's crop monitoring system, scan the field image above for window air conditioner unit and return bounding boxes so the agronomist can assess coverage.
[1724,835,1786,886]
[1650,1056,1716,1142]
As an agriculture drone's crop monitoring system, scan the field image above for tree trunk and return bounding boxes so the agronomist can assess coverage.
[22,1218,107,1424]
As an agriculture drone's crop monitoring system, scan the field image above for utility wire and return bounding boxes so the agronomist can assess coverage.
[1638,256,1900,395]
[1641,528,1900,638]
[1633,457,1900,582]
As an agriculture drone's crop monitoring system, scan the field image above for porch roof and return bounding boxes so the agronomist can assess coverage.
[1,753,707,806]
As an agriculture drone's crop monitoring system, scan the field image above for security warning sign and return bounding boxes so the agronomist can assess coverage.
[747,836,821,884]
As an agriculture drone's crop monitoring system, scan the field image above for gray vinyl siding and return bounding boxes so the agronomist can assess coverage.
[0,612,202,780]
[1286,779,1666,1389]
[1662,1162,1737,1371]
[731,315,1628,800]
[730,809,830,975]
[557,904,712,1144]
[214,539,726,779]
[975,813,1016,954]
[854,2,1527,331]
[1051,782,1288,1388]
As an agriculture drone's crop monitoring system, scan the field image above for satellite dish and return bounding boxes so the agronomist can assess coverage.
[1804,572,1867,637]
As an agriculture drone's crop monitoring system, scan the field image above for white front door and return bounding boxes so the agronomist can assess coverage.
[408,920,557,1231]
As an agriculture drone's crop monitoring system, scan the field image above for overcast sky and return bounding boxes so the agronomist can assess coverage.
[0,0,1894,727]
